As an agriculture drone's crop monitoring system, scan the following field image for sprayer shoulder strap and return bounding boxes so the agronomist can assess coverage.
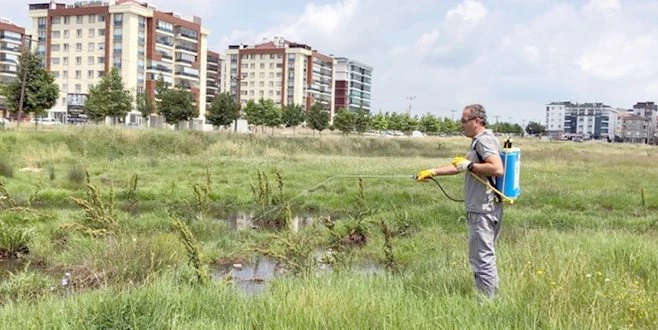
[471,138,501,201]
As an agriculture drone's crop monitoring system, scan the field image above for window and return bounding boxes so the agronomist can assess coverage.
[98,57,105,64]
[63,43,69,51]
[62,57,68,65]
[75,43,82,52]
[88,70,94,79]
[88,28,95,38]
[63,16,70,24]
[88,42,94,51]
[53,17,61,24]
[97,42,105,50]
[88,56,94,65]
[62,83,67,91]
[98,15,105,22]
[75,83,81,92]
[51,57,60,65]
[75,56,82,65]
[75,70,81,79]
[88,14,96,23]
[52,71,60,78]
[260,63,265,69]
[51,44,60,52]
[76,15,83,24]
[52,31,61,38]
[63,30,70,38]
[98,28,105,36]
[98,71,105,77]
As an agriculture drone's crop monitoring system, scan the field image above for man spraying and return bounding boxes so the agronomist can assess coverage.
[416,104,504,298]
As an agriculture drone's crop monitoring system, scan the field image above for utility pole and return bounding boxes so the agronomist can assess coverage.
[493,115,500,124]
[17,35,37,128]
[405,96,416,116]
[450,109,456,121]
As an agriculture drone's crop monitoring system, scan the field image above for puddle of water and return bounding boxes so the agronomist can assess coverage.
[225,212,323,232]
[212,254,384,296]
[213,257,282,296]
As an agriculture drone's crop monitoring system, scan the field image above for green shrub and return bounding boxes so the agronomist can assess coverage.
[0,159,13,178]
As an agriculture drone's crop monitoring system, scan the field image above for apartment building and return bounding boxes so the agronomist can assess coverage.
[334,57,372,113]
[28,0,209,127]
[545,101,618,140]
[206,50,220,105]
[224,37,335,117]
[617,111,649,143]
[0,18,26,118]
[632,102,657,142]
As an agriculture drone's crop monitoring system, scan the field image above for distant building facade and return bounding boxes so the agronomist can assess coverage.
[632,101,657,143]
[206,50,221,106]
[545,101,618,140]
[0,18,26,118]
[223,37,336,117]
[28,0,209,127]
[617,111,649,143]
[333,57,372,113]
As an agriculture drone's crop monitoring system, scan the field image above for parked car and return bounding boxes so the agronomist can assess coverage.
[30,117,62,126]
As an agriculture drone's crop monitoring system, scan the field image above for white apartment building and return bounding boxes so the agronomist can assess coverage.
[28,0,209,128]
[334,57,373,113]
[545,101,618,140]
[223,37,336,118]
[0,18,26,118]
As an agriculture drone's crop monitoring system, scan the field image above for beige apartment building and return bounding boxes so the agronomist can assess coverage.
[28,0,209,127]
[0,18,26,118]
[223,37,335,118]
[206,50,221,106]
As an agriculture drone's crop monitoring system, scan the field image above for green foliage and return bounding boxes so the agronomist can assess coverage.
[206,92,241,127]
[353,106,371,134]
[135,92,156,119]
[370,112,388,131]
[307,102,329,134]
[85,67,132,124]
[66,171,117,236]
[0,267,51,305]
[0,222,32,258]
[419,113,440,133]
[171,216,209,285]
[332,108,356,134]
[281,103,306,132]
[0,159,13,178]
[157,87,197,127]
[243,99,265,129]
[0,50,58,121]
[260,98,282,134]
[491,121,523,134]
[66,164,86,187]
[526,121,546,135]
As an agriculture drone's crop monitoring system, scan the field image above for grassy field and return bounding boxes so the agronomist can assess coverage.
[0,126,657,329]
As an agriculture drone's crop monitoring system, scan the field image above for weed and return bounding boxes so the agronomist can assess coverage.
[0,159,13,178]
[48,164,56,181]
[252,231,315,276]
[171,216,209,285]
[0,264,51,305]
[65,171,117,237]
[122,174,139,212]
[376,218,398,272]
[67,164,86,187]
[0,180,16,209]
[0,222,32,259]
[251,170,290,227]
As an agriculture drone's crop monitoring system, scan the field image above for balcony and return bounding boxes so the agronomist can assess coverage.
[175,71,199,80]
[175,44,197,53]
[146,65,172,73]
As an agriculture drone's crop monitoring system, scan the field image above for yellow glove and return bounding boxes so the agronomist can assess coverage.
[416,169,435,182]
[451,156,472,172]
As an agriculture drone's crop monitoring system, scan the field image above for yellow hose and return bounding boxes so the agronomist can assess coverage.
[468,172,515,204]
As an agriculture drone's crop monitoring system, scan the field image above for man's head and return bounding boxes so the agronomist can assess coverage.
[461,104,487,138]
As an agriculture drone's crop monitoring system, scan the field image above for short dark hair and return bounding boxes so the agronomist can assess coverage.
[464,104,487,126]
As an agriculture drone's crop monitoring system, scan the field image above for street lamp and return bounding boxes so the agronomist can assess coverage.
[17,34,40,127]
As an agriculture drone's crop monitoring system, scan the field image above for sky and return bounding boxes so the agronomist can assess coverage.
[4,0,658,125]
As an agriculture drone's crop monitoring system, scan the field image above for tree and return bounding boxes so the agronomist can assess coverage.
[419,113,440,134]
[307,102,329,134]
[157,87,196,128]
[281,103,305,134]
[370,112,388,132]
[1,49,58,127]
[86,67,132,124]
[525,121,545,135]
[353,106,371,134]
[135,92,156,126]
[207,92,240,128]
[243,99,265,132]
[260,99,282,134]
[332,108,356,134]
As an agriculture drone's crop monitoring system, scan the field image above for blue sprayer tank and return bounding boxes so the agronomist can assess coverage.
[496,139,521,200]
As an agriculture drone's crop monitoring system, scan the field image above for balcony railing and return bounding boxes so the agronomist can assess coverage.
[175,45,197,52]
[146,65,172,73]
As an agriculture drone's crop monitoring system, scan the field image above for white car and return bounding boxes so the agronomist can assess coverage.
[31,117,62,126]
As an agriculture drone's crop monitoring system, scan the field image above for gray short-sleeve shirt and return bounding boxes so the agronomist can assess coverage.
[464,129,501,213]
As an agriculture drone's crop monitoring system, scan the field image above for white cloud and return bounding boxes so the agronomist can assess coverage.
[446,0,488,22]
[577,33,658,80]
[583,0,621,13]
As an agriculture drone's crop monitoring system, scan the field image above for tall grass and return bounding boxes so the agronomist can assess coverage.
[0,127,656,328]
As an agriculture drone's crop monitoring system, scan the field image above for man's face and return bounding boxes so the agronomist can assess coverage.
[460,109,479,138]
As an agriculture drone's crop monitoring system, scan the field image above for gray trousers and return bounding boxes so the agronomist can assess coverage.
[467,203,503,297]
